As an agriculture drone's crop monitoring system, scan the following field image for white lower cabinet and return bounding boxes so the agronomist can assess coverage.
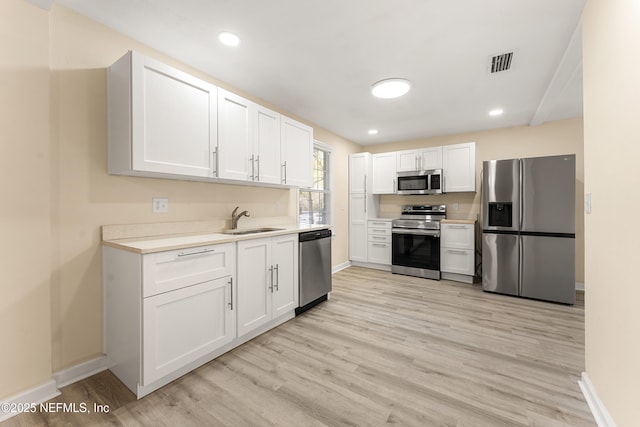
[103,233,300,399]
[440,222,475,282]
[237,234,298,337]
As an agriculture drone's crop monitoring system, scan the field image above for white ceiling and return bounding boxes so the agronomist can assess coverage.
[51,0,586,145]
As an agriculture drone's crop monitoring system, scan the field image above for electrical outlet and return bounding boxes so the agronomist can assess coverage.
[453,203,459,211]
[585,192,591,214]
[152,197,169,213]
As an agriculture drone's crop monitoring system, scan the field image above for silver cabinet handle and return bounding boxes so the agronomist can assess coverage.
[269,265,274,292]
[212,147,218,176]
[282,161,287,184]
[256,155,260,181]
[228,277,233,310]
[274,264,279,291]
[447,225,469,229]
[249,154,255,180]
[393,179,396,193]
[447,250,467,255]
[364,174,367,213]
[371,236,387,240]
[372,243,388,248]
[177,248,215,257]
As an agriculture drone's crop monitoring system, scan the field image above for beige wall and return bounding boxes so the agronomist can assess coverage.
[1,1,362,399]
[583,0,640,425]
[365,118,585,283]
[0,0,52,399]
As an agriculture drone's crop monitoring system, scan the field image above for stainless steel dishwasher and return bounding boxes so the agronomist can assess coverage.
[296,228,332,315]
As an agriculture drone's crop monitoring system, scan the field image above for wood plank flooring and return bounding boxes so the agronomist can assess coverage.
[3,266,595,426]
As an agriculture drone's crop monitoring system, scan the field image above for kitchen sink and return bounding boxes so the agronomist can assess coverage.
[221,227,284,235]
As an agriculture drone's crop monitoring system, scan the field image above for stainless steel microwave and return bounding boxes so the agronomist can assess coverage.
[396,169,443,195]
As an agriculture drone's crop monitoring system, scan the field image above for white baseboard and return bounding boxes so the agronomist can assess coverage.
[53,356,108,388]
[579,372,617,427]
[332,261,351,274]
[0,356,108,422]
[0,380,60,422]
[576,282,585,291]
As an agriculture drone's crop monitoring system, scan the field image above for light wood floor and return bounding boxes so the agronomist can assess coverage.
[4,266,595,426]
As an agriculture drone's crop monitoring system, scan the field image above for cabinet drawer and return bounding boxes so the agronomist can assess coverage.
[367,234,391,244]
[367,220,391,229]
[440,248,474,275]
[367,241,391,265]
[441,223,474,249]
[143,243,235,297]
[368,227,391,238]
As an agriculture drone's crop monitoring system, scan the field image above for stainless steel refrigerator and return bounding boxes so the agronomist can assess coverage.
[482,155,576,304]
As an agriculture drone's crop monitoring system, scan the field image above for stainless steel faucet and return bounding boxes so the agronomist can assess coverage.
[231,206,250,229]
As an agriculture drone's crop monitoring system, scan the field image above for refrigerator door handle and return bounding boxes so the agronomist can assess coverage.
[518,234,523,296]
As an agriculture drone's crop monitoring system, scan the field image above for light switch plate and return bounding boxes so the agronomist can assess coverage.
[152,197,169,213]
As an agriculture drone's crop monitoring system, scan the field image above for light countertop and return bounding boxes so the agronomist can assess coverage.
[102,223,331,254]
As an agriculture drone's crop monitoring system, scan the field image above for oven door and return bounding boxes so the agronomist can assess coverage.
[391,228,441,280]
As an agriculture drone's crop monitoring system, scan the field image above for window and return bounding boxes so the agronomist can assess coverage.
[299,142,332,225]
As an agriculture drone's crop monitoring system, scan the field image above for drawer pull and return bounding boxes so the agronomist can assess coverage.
[448,225,469,229]
[372,236,386,240]
[447,250,468,255]
[228,277,233,310]
[372,243,388,248]
[177,248,216,257]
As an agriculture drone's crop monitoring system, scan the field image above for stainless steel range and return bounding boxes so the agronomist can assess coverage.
[391,205,446,280]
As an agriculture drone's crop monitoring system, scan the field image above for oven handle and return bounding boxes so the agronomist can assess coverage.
[392,228,440,237]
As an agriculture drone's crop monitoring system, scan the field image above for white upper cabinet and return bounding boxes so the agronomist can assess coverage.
[396,147,442,172]
[349,152,369,194]
[281,116,313,188]
[254,105,281,184]
[217,88,253,181]
[443,142,476,192]
[108,51,218,178]
[372,152,397,194]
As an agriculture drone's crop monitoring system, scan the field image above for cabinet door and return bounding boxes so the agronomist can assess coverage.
[443,142,476,192]
[271,234,299,317]
[349,153,369,194]
[218,89,253,181]
[372,152,396,194]
[420,147,443,170]
[130,52,217,177]
[349,194,367,262]
[281,116,313,187]
[237,238,272,336]
[142,277,234,385]
[396,149,420,172]
[254,105,281,184]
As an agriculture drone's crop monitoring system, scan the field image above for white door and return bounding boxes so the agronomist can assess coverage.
[237,238,272,336]
[396,149,420,172]
[443,142,476,192]
[281,116,313,187]
[254,105,281,184]
[142,277,234,385]
[131,53,217,177]
[217,89,252,181]
[271,234,299,317]
[349,194,367,262]
[420,147,443,170]
[372,152,396,194]
[349,153,368,193]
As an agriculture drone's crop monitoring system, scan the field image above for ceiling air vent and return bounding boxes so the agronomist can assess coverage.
[490,52,513,73]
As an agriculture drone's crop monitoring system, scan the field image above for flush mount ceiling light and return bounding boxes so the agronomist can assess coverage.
[371,78,411,99]
[489,108,504,116]
[368,129,378,135]
[218,31,240,47]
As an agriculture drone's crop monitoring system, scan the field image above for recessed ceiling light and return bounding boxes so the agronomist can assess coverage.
[218,31,240,47]
[368,129,378,135]
[489,108,504,116]
[371,78,411,99]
